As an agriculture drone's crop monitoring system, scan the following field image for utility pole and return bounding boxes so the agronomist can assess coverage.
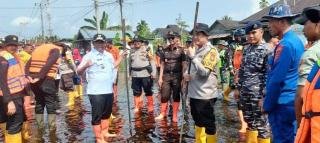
[46,0,53,37]
[119,0,132,136]
[94,0,101,34]
[39,3,45,39]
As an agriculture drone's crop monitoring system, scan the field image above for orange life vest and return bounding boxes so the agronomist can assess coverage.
[0,51,27,96]
[29,44,61,78]
[295,60,320,143]
[233,47,243,70]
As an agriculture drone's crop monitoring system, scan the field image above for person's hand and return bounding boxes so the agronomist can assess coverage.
[187,46,196,59]
[121,50,128,57]
[158,79,163,89]
[84,60,93,68]
[30,78,40,83]
[27,76,33,83]
[7,101,16,116]
[183,73,191,81]
[234,89,240,100]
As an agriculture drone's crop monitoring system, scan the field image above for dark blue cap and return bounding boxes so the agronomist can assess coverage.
[233,28,246,37]
[245,21,263,34]
[263,4,298,19]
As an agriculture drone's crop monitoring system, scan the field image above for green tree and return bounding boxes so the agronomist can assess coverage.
[222,15,233,21]
[176,15,190,44]
[81,11,131,31]
[113,33,121,45]
[136,20,154,39]
[259,0,270,9]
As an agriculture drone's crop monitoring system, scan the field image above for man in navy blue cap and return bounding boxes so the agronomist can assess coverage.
[235,21,271,143]
[262,4,305,143]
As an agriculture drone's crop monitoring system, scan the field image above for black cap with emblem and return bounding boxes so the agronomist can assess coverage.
[93,34,106,42]
[166,31,181,39]
[4,35,19,46]
[245,21,263,34]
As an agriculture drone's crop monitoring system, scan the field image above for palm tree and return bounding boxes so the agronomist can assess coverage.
[80,11,131,31]
[259,0,270,9]
[222,15,232,21]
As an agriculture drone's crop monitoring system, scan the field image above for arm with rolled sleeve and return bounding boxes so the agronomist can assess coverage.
[298,51,317,86]
[0,57,12,104]
[263,42,292,112]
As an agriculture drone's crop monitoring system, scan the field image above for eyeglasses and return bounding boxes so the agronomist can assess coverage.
[168,37,175,40]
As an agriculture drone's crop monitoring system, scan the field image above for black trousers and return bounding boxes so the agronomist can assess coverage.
[31,77,58,114]
[160,74,182,103]
[0,95,25,134]
[190,98,217,135]
[88,94,113,125]
[131,77,153,96]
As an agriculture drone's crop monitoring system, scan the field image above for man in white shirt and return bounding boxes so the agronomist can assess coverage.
[77,34,117,143]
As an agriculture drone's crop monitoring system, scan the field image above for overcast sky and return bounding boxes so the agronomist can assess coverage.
[0,0,278,39]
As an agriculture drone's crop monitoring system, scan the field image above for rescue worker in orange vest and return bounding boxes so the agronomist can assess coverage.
[25,42,61,133]
[0,35,28,143]
[295,60,320,143]
[105,39,120,99]
[294,6,320,143]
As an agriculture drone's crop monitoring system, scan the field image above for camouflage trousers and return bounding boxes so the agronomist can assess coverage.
[240,92,270,138]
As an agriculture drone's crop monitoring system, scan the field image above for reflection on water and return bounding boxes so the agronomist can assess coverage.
[0,72,240,143]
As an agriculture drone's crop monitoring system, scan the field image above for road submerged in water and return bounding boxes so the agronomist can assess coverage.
[0,72,240,143]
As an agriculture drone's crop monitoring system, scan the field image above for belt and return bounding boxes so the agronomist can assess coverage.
[164,71,181,74]
[131,67,147,71]
[302,111,320,119]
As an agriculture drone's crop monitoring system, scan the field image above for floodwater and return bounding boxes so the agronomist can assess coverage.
[0,72,241,143]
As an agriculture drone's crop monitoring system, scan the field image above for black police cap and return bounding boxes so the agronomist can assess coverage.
[93,34,106,42]
[245,21,263,34]
[4,35,19,46]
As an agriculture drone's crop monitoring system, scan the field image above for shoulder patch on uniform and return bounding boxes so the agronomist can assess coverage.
[274,44,283,62]
[202,47,218,71]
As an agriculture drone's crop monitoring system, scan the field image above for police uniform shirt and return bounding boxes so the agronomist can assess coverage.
[129,46,156,78]
[161,46,186,74]
[79,48,116,95]
[188,42,220,100]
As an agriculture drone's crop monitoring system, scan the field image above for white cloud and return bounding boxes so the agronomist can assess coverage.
[11,16,39,27]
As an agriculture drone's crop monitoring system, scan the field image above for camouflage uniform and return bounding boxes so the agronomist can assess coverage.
[238,42,270,138]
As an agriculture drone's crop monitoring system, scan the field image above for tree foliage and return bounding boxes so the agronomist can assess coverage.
[259,0,270,9]
[136,20,154,39]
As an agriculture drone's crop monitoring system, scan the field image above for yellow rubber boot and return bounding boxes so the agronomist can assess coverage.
[223,86,231,101]
[5,131,22,143]
[246,130,258,143]
[65,90,76,106]
[22,122,31,141]
[207,134,217,143]
[0,123,6,134]
[76,84,83,99]
[195,126,206,143]
[258,138,270,143]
